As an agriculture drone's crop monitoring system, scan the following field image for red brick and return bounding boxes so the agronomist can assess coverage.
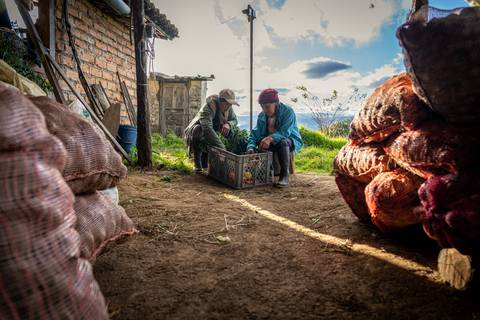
[103,53,113,62]
[106,62,118,73]
[81,52,95,63]
[96,41,107,52]
[95,57,107,69]
[106,81,117,91]
[81,63,91,74]
[102,71,114,81]
[66,69,79,81]
[90,66,102,78]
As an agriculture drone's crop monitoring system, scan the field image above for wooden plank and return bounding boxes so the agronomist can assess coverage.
[102,102,121,137]
[91,84,109,114]
[99,82,112,106]
[438,248,476,290]
[122,81,137,125]
[46,54,132,163]
[122,82,135,126]
[116,71,135,126]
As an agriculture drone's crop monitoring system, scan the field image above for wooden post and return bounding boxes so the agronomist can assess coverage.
[132,0,152,168]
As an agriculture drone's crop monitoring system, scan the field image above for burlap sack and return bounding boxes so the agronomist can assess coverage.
[349,73,430,145]
[384,119,480,179]
[333,143,396,184]
[397,6,480,124]
[334,173,370,221]
[29,96,127,194]
[365,168,424,233]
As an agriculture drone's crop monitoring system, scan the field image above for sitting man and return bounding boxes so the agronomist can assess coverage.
[184,88,240,172]
[247,88,303,187]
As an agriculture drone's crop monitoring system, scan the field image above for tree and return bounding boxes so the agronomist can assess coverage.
[292,86,365,136]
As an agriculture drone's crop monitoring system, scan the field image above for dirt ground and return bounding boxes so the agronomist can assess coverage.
[94,171,480,320]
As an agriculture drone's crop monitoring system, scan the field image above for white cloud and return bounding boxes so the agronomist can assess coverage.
[152,0,406,115]
[210,0,404,50]
[257,0,399,47]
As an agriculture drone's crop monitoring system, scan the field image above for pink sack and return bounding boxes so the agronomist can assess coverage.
[0,83,108,320]
[75,192,137,260]
[29,96,127,195]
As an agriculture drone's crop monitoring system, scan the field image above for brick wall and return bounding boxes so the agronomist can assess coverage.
[54,0,136,124]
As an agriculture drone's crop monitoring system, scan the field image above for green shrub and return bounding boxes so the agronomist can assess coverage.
[325,119,351,137]
[0,30,53,93]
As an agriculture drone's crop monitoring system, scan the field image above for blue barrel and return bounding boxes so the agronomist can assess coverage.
[117,125,137,154]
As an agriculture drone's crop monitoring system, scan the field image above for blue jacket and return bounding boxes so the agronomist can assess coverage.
[247,102,303,153]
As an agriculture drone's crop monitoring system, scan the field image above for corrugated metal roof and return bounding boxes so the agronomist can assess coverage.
[150,72,215,82]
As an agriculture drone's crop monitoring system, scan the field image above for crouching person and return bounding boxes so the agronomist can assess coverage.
[184,89,240,172]
[246,89,303,187]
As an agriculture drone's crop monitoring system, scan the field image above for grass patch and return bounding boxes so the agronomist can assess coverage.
[295,146,341,175]
[299,126,347,150]
[128,133,193,174]
[127,128,347,176]
[295,126,347,175]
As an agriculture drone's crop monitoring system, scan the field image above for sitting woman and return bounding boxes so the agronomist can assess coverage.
[246,88,303,187]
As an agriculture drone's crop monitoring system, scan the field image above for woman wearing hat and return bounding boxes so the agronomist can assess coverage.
[246,88,303,187]
[184,89,240,172]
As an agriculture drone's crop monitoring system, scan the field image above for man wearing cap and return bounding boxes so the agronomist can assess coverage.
[247,88,303,187]
[184,89,240,172]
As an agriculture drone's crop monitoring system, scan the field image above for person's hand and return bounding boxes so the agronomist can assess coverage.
[221,123,230,137]
[259,136,274,151]
[246,148,254,154]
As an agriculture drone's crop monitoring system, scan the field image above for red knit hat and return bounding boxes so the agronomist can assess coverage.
[258,88,279,105]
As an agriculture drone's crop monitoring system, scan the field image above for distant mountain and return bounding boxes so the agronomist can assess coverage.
[237,113,353,131]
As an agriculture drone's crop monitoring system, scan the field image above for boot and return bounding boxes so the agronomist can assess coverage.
[276,145,290,187]
[201,152,209,169]
[193,148,203,173]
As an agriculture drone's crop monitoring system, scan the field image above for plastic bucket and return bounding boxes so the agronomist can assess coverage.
[117,125,137,154]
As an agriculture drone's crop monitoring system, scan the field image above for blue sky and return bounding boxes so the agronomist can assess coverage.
[153,0,470,115]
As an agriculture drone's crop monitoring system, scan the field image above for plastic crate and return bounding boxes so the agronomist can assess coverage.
[208,147,273,189]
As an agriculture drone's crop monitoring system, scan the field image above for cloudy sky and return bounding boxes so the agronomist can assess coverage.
[151,0,465,115]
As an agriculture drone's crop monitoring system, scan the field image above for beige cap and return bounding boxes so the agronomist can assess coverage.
[219,89,240,106]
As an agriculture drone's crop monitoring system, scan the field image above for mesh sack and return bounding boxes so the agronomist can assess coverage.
[333,143,395,184]
[365,168,424,233]
[397,6,480,124]
[0,85,107,319]
[0,83,50,150]
[349,73,430,145]
[29,95,127,195]
[418,172,480,256]
[75,191,137,260]
[384,119,480,179]
[334,173,370,221]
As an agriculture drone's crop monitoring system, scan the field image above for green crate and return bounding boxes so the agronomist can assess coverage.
[208,147,273,189]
